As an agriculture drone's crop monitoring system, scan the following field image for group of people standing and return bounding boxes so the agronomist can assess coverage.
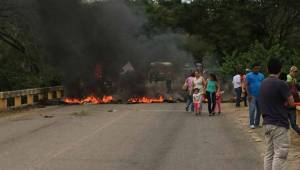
[184,70,221,116]
[183,61,299,169]
[233,60,300,170]
[233,63,300,133]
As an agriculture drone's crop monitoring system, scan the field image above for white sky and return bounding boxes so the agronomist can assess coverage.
[181,0,193,4]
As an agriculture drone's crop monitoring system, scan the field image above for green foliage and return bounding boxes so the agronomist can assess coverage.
[143,0,300,76]
[145,1,181,32]
[0,53,38,91]
[0,40,61,91]
[220,41,300,76]
[0,1,62,91]
[0,60,62,91]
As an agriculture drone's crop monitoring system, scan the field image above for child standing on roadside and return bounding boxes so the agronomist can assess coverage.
[193,88,202,116]
[215,91,224,115]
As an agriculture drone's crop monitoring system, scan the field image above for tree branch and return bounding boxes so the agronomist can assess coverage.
[0,30,25,53]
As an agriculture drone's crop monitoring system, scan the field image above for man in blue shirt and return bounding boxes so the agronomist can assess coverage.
[246,63,265,129]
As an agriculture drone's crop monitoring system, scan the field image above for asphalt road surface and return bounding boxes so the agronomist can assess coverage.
[0,104,262,170]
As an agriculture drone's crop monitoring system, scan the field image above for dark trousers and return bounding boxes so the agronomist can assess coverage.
[166,80,172,93]
[186,94,194,112]
[288,111,300,134]
[206,91,216,114]
[243,91,248,106]
[235,87,242,107]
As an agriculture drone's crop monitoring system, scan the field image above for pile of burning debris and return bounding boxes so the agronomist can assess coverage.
[63,95,169,104]
[64,96,114,104]
[61,61,185,105]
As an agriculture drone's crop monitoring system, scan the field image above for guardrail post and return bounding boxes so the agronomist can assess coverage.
[0,99,7,109]
[15,96,22,107]
[27,95,34,105]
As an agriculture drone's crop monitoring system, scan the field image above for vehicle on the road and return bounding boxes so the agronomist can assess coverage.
[148,62,173,83]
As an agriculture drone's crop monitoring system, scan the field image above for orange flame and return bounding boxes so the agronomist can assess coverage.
[64,95,113,104]
[128,96,164,104]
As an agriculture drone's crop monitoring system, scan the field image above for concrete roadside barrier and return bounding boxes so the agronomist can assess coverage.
[0,86,63,110]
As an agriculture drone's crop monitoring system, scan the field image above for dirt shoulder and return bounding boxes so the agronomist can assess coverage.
[223,103,300,170]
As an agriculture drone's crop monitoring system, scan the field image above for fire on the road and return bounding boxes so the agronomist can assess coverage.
[64,95,165,104]
[128,96,164,104]
[64,96,113,104]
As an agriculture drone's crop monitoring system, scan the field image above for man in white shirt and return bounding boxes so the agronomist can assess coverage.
[233,72,242,107]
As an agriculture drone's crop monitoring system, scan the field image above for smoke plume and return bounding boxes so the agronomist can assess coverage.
[32,0,193,98]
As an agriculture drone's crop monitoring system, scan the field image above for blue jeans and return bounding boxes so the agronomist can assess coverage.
[249,96,261,126]
[206,91,216,114]
[186,94,194,112]
[234,87,242,107]
[288,111,300,134]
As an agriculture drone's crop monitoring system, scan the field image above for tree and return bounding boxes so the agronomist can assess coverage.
[220,41,300,76]
[0,0,27,53]
[0,0,62,91]
[143,0,300,74]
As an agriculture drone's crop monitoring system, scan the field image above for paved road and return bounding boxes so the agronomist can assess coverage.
[0,104,262,170]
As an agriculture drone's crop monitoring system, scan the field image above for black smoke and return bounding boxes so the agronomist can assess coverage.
[32,0,192,98]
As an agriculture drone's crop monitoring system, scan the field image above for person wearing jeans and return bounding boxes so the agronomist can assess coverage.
[246,63,264,129]
[205,73,220,116]
[288,110,300,135]
[185,72,195,112]
[233,72,242,107]
[235,87,242,107]
[186,94,194,112]
[260,58,294,170]
[249,96,261,127]
[206,91,216,115]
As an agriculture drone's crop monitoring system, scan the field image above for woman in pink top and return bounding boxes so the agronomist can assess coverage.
[185,71,195,112]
